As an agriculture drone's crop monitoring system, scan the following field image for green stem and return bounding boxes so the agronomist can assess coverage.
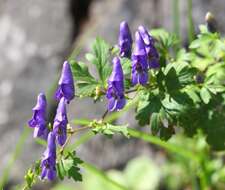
[82,162,128,190]
[172,0,181,48]
[128,128,199,162]
[187,0,195,43]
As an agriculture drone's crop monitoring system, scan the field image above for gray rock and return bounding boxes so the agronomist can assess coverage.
[0,0,73,180]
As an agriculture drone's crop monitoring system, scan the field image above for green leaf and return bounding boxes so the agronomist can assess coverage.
[57,160,66,180]
[68,166,83,182]
[86,37,111,84]
[24,169,35,188]
[121,58,131,76]
[150,113,160,135]
[70,61,96,83]
[162,93,192,115]
[76,83,97,97]
[136,93,162,126]
[207,84,225,94]
[92,123,129,138]
[121,57,132,89]
[57,151,83,182]
[200,87,211,104]
[70,61,98,97]
[150,28,179,51]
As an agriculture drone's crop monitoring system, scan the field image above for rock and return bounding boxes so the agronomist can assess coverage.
[0,0,73,181]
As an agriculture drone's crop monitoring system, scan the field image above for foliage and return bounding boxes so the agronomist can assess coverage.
[57,151,83,182]
[18,19,225,190]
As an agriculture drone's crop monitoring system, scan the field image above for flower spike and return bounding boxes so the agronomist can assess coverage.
[53,98,68,146]
[106,57,126,111]
[118,21,133,58]
[138,25,160,69]
[55,61,75,103]
[131,31,148,85]
[40,132,57,181]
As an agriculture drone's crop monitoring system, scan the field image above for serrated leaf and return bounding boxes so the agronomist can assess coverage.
[62,158,74,171]
[200,87,211,104]
[68,166,83,181]
[92,123,129,138]
[86,37,111,83]
[57,152,83,182]
[136,94,162,126]
[162,93,191,115]
[150,28,179,50]
[76,83,97,97]
[71,61,96,83]
[70,60,99,97]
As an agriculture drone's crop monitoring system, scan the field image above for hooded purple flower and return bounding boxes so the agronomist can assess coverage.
[53,98,68,146]
[131,31,149,85]
[138,25,160,69]
[55,61,75,103]
[40,132,57,181]
[106,57,125,111]
[118,21,133,58]
[28,93,48,140]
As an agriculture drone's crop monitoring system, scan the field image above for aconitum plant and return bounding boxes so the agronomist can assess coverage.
[131,31,149,85]
[28,93,48,140]
[55,61,75,104]
[40,132,57,181]
[53,98,68,146]
[118,21,133,58]
[106,57,126,111]
[138,25,160,68]
[23,17,225,190]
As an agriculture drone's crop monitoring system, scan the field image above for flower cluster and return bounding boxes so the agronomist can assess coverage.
[28,61,75,181]
[28,21,159,181]
[106,21,160,111]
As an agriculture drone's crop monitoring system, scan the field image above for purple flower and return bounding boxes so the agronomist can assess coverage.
[118,21,133,58]
[28,93,48,140]
[53,98,68,146]
[138,25,160,69]
[55,61,75,103]
[131,31,149,85]
[41,132,57,181]
[106,57,125,111]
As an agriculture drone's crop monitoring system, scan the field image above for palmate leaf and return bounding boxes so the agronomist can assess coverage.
[86,37,112,84]
[70,61,99,97]
[71,61,96,83]
[150,28,179,51]
[136,92,162,126]
[76,82,98,97]
[57,151,83,182]
[163,60,196,89]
